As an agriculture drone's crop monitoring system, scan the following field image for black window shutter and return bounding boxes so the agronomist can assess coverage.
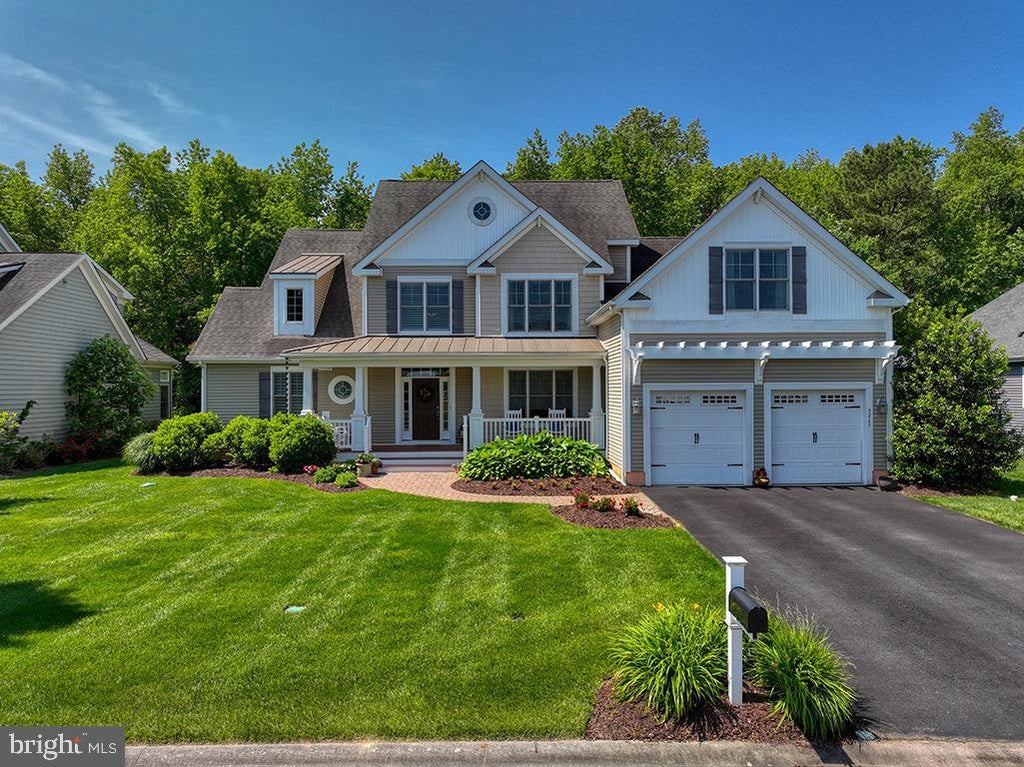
[708,246,724,315]
[451,279,464,334]
[385,279,398,334]
[312,370,318,412]
[792,246,807,314]
[258,372,270,418]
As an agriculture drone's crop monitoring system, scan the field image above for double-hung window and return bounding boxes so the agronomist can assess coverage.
[285,288,304,323]
[508,370,574,417]
[399,280,451,333]
[724,248,789,311]
[272,370,304,415]
[506,278,573,334]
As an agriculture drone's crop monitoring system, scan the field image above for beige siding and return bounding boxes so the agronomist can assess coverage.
[313,272,332,323]
[578,365,593,416]
[365,267,476,336]
[455,366,472,423]
[315,367,356,420]
[598,316,624,474]
[0,267,122,439]
[367,367,397,442]
[608,244,628,282]
[479,225,602,337]
[481,367,504,416]
[205,363,267,420]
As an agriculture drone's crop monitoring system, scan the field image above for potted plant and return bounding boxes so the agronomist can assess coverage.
[753,467,770,488]
[370,456,383,475]
[355,453,375,478]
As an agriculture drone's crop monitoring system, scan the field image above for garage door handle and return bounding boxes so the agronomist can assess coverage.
[693,432,700,444]
[812,431,818,444]
[772,463,784,466]
[727,463,743,467]
[651,463,666,468]
[846,462,861,466]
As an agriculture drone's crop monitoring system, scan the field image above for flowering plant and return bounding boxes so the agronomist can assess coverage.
[572,490,591,509]
[620,496,642,517]
[302,464,320,476]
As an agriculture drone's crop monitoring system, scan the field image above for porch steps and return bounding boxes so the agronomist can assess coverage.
[376,451,462,474]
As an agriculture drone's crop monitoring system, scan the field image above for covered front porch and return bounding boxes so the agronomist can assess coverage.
[282,337,607,456]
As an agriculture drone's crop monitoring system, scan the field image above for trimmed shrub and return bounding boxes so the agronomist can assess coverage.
[215,416,272,468]
[458,431,608,480]
[65,335,156,449]
[0,410,23,472]
[152,412,222,472]
[269,415,336,474]
[312,464,343,484]
[747,610,856,741]
[334,470,358,488]
[122,431,161,474]
[610,604,727,721]
[18,437,58,469]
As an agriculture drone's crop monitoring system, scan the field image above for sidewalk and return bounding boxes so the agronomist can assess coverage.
[126,739,1024,767]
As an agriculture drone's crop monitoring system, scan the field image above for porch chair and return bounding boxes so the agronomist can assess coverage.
[504,409,524,439]
[547,408,567,436]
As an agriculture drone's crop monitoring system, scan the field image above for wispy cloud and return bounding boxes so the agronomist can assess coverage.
[81,84,163,150]
[0,53,68,90]
[0,105,109,154]
[148,83,198,117]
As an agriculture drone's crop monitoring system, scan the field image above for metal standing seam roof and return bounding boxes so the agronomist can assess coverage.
[283,335,606,356]
[270,254,343,276]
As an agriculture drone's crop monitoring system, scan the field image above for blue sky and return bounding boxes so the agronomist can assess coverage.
[2,0,1022,182]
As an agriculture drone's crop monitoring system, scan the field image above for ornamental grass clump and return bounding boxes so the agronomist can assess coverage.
[122,431,161,474]
[610,603,726,721]
[747,609,856,741]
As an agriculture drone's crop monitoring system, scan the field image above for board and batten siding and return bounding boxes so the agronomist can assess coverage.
[631,358,886,479]
[365,267,476,336]
[598,315,624,475]
[204,364,268,420]
[477,225,601,336]
[0,266,121,439]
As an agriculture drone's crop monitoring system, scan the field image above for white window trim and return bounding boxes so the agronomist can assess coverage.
[504,368,579,418]
[468,196,496,226]
[327,374,356,405]
[642,383,755,487]
[500,273,579,337]
[762,382,874,486]
[394,367,456,443]
[273,278,314,335]
[397,275,453,335]
[724,246,792,314]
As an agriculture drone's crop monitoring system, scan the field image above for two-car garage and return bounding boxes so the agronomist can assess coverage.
[643,381,873,486]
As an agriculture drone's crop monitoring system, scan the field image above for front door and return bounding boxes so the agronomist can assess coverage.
[411,378,441,440]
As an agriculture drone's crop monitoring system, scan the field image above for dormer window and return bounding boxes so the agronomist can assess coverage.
[725,248,789,311]
[285,288,304,323]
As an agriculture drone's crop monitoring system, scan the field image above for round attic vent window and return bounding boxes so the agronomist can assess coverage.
[469,198,494,225]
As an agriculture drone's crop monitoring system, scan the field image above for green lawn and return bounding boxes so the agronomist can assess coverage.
[914,461,1024,533]
[0,461,720,742]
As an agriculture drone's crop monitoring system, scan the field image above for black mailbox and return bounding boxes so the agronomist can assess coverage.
[729,587,768,637]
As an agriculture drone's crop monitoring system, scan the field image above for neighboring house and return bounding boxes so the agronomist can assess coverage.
[971,285,1024,432]
[190,163,907,485]
[0,250,176,439]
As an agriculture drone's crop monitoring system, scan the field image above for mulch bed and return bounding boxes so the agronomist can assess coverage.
[900,483,995,498]
[452,476,639,496]
[551,504,675,529]
[158,467,367,493]
[586,678,806,744]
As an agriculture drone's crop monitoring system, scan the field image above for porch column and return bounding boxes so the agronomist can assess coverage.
[300,367,314,415]
[589,362,605,449]
[351,366,367,451]
[469,365,484,449]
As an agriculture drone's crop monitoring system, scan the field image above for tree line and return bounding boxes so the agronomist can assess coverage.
[2,106,1023,410]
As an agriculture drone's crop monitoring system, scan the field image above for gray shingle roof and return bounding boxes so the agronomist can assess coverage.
[136,336,177,365]
[193,178,640,361]
[0,253,84,324]
[191,229,363,360]
[971,282,1024,361]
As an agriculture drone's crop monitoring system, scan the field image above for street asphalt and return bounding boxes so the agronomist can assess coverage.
[645,484,1024,739]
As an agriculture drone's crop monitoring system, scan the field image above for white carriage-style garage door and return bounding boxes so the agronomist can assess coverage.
[769,389,866,485]
[647,390,747,485]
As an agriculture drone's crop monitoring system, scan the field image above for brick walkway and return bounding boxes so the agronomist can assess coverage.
[360,470,666,517]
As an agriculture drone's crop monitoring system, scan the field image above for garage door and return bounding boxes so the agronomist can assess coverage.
[648,390,747,485]
[769,389,865,484]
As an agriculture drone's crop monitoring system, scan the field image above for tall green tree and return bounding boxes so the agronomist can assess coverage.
[506,129,553,180]
[401,153,462,180]
[833,136,943,296]
[326,161,374,228]
[0,161,63,251]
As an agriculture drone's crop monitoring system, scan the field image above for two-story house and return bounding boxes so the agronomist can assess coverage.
[189,162,907,486]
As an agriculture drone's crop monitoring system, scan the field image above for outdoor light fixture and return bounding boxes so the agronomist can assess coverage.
[632,397,641,415]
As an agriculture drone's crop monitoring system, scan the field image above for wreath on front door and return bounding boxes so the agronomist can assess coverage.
[416,384,435,403]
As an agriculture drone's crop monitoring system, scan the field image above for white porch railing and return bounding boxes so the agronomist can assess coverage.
[324,416,372,452]
[482,416,591,443]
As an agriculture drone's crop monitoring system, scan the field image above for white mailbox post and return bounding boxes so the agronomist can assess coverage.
[723,556,747,705]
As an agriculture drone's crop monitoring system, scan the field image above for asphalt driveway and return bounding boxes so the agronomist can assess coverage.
[646,485,1024,739]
